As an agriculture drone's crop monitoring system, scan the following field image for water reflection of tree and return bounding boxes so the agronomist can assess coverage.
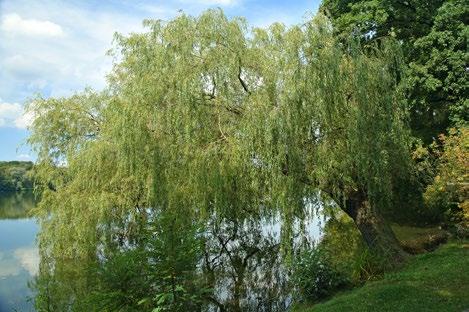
[33,207,205,312]
[202,212,292,312]
[0,191,35,219]
[31,257,95,312]
[33,211,305,311]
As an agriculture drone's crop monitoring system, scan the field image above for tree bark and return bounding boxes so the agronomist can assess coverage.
[342,190,408,263]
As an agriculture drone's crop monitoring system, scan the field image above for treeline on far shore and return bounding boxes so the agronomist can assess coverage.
[0,161,34,191]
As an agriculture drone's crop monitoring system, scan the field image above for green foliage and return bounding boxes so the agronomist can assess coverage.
[0,161,34,191]
[33,209,208,312]
[27,9,413,309]
[319,215,392,283]
[321,0,468,228]
[292,246,349,302]
[28,9,410,255]
[385,141,438,225]
[139,211,208,311]
[424,127,469,226]
[320,0,388,41]
[296,240,469,312]
[406,0,469,141]
[321,0,468,143]
[89,238,205,312]
[32,256,97,312]
[291,214,418,304]
[320,0,442,44]
[88,249,151,311]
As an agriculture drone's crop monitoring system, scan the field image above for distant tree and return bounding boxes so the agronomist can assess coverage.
[0,161,34,191]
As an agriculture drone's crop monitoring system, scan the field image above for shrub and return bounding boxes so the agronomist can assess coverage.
[84,210,208,312]
[319,215,392,283]
[292,246,349,302]
[424,127,468,228]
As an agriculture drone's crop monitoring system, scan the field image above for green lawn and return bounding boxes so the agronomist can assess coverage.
[296,240,469,312]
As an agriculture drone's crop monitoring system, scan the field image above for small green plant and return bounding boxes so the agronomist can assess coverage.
[349,246,391,282]
[292,247,349,302]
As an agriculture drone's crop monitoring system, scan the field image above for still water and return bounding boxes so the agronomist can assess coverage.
[0,191,324,311]
[0,191,37,312]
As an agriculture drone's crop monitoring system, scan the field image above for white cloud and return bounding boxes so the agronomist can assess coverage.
[140,4,175,17]
[0,100,32,129]
[0,257,21,277]
[3,54,50,80]
[1,13,64,37]
[176,0,239,8]
[0,1,152,103]
[0,247,39,277]
[14,247,39,276]
[0,101,22,125]
[17,153,32,160]
[14,110,34,129]
[0,0,311,109]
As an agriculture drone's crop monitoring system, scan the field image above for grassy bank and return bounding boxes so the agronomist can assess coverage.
[295,240,469,312]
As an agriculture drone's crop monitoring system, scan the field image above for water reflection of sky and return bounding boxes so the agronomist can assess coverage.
[0,209,38,311]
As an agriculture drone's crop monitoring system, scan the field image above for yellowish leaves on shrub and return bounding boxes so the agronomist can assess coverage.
[424,127,469,225]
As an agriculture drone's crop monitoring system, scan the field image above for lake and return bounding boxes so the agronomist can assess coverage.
[0,191,37,312]
[0,191,324,311]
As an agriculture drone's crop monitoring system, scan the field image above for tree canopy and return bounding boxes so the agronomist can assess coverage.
[29,11,411,263]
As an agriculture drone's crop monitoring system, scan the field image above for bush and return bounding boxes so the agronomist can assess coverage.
[319,215,392,283]
[292,246,349,302]
[83,210,208,312]
[424,127,468,227]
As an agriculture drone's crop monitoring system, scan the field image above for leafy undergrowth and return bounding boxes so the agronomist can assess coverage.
[392,224,449,254]
[295,240,469,312]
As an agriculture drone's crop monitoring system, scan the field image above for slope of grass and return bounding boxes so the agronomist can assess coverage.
[296,240,469,312]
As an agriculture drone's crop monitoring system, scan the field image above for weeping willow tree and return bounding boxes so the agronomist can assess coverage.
[29,9,411,281]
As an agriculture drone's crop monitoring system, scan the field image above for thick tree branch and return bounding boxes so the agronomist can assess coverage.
[237,57,251,94]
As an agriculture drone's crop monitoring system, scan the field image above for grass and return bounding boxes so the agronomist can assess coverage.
[295,240,469,312]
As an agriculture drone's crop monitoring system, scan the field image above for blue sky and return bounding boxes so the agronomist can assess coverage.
[0,0,320,161]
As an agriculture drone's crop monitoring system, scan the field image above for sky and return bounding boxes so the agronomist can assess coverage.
[0,0,320,161]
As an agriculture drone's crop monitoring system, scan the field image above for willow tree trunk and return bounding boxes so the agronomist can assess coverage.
[342,190,408,263]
